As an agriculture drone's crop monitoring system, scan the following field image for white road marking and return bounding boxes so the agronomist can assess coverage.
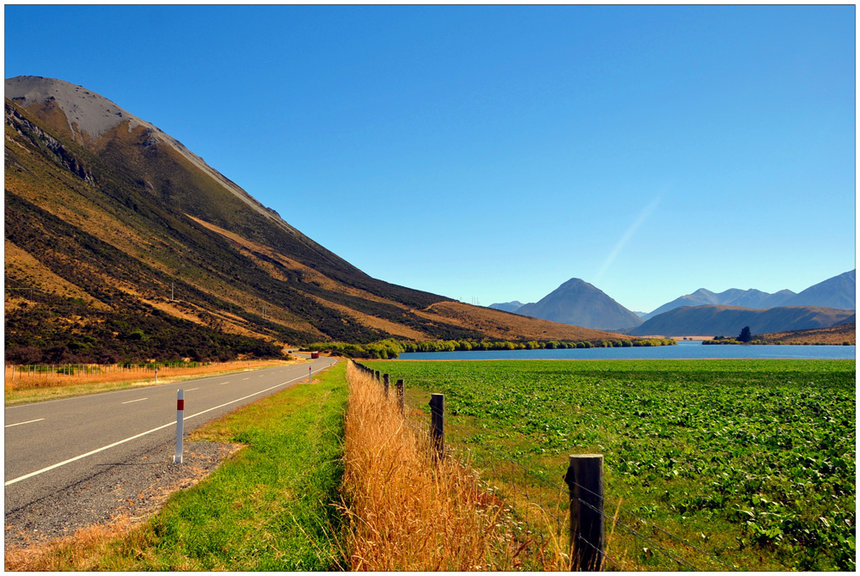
[5,418,45,428]
[4,367,327,487]
[186,387,200,391]
[121,397,148,405]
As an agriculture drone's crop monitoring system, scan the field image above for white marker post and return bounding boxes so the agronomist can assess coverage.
[173,389,184,464]
[308,366,312,382]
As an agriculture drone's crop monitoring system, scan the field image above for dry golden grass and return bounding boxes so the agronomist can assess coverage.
[187,214,413,310]
[758,322,856,345]
[307,293,429,341]
[341,362,571,571]
[5,241,107,306]
[5,359,296,405]
[4,517,150,571]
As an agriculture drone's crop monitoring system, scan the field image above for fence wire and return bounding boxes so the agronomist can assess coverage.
[350,362,739,572]
[564,474,736,572]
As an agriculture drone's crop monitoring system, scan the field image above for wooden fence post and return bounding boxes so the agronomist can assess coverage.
[429,393,445,458]
[374,370,380,383]
[383,373,390,397]
[396,378,405,414]
[565,454,605,571]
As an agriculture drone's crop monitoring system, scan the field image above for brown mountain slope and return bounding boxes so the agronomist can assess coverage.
[756,323,856,345]
[5,76,619,363]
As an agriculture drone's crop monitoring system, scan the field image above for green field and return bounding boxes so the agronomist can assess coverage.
[369,359,855,571]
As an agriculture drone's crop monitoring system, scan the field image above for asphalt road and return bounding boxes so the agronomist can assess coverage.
[5,357,338,515]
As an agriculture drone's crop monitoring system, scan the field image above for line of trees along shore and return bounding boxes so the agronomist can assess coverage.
[308,337,677,359]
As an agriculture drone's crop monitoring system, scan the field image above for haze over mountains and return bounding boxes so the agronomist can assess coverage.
[643,270,856,320]
[5,76,625,364]
[629,305,854,338]
[492,270,855,336]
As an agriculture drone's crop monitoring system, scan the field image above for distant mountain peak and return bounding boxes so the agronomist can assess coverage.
[784,270,855,309]
[515,277,642,331]
[488,301,525,313]
[637,270,855,333]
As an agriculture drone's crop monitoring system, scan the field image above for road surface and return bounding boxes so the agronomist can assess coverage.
[5,357,337,520]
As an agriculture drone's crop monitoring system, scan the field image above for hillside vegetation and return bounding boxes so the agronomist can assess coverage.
[755,323,856,345]
[5,77,621,364]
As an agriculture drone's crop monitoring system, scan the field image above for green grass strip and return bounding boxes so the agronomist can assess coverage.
[51,360,348,570]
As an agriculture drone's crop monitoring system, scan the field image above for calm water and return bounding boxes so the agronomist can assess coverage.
[398,340,856,361]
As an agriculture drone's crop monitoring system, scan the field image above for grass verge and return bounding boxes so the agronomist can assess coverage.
[341,361,567,570]
[5,360,347,571]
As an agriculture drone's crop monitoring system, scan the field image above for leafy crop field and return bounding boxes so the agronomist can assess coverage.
[370,359,855,571]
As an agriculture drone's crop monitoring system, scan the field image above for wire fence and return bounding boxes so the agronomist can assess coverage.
[352,360,741,572]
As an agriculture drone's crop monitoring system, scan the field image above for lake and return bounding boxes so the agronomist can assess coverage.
[398,340,856,361]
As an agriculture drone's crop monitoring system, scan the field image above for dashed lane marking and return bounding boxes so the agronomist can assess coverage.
[5,418,45,428]
[4,368,326,487]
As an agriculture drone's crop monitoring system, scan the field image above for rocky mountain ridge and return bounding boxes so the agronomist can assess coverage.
[491,270,854,335]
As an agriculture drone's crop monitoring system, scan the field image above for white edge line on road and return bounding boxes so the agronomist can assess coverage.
[5,418,46,428]
[5,366,330,487]
[186,387,200,391]
[121,397,149,405]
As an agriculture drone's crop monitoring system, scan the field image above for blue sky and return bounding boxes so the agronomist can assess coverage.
[5,4,855,313]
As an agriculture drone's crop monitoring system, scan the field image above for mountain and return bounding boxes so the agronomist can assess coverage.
[5,76,624,364]
[644,288,796,320]
[489,301,525,313]
[643,271,854,320]
[783,270,855,309]
[515,278,643,331]
[629,305,854,337]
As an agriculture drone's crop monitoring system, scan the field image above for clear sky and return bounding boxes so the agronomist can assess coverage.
[4,4,856,313]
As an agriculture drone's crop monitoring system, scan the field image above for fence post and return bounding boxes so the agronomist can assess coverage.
[374,370,380,383]
[173,389,185,464]
[565,454,605,570]
[429,393,445,458]
[396,378,405,414]
[383,373,390,397]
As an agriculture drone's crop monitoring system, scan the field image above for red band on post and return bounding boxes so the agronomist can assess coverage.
[177,399,185,411]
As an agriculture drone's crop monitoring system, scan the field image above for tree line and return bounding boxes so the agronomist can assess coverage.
[308,337,677,359]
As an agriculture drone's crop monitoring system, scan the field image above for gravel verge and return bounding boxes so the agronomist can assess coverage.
[4,439,242,550]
